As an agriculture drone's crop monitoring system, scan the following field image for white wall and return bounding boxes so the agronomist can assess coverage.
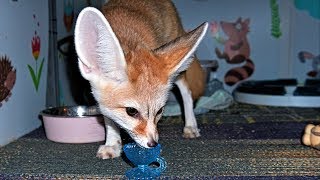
[173,0,320,91]
[173,0,279,84]
[0,0,49,146]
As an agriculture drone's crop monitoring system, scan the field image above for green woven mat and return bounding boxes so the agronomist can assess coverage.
[1,103,320,178]
[162,103,320,125]
[1,136,320,178]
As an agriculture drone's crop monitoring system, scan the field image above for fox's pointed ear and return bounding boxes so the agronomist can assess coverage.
[74,7,127,83]
[154,22,208,79]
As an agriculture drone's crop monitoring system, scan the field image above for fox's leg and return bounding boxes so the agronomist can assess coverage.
[96,117,122,159]
[175,78,201,138]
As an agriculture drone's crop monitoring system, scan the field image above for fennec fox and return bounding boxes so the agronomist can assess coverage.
[74,0,208,159]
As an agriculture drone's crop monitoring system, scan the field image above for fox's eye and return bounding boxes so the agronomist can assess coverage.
[126,107,139,117]
[156,107,164,116]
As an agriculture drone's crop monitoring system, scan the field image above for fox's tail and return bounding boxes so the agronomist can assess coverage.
[224,58,254,86]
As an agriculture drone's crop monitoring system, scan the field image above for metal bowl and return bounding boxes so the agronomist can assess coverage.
[41,105,101,117]
[41,106,105,144]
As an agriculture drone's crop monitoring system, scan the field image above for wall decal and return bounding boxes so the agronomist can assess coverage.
[270,0,282,38]
[0,55,16,107]
[294,0,320,20]
[28,13,45,91]
[299,51,320,78]
[211,18,255,86]
[64,0,74,32]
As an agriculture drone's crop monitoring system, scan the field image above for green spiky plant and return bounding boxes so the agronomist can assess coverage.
[270,0,282,38]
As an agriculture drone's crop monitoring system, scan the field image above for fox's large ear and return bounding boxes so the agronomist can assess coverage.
[74,7,127,83]
[154,22,208,80]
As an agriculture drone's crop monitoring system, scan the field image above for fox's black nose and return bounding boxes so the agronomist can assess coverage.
[147,140,158,148]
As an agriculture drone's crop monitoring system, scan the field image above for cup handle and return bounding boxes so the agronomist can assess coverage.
[153,156,167,174]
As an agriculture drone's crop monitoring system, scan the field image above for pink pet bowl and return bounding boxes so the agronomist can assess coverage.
[41,106,105,143]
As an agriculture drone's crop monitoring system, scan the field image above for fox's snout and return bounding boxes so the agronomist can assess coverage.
[147,140,158,147]
[130,121,160,148]
[146,131,159,147]
[131,133,159,148]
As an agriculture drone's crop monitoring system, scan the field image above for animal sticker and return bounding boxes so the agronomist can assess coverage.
[0,55,16,107]
[211,17,255,86]
[299,51,320,78]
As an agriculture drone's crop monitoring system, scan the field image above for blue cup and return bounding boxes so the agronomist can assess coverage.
[123,142,166,179]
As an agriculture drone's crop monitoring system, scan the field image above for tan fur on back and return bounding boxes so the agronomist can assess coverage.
[185,58,206,100]
[102,0,205,100]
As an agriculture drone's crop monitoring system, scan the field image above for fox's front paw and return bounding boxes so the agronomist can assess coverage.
[183,126,201,138]
[96,144,122,159]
